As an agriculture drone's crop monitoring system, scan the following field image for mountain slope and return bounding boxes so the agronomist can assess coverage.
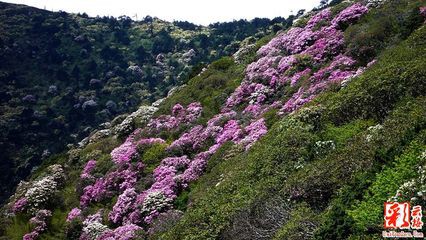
[0,1,291,203]
[1,0,425,239]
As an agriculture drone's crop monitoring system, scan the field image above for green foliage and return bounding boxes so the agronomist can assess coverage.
[319,25,426,124]
[263,108,280,129]
[344,0,424,64]
[156,58,244,123]
[320,119,374,147]
[273,203,320,240]
[210,57,235,71]
[141,143,169,173]
[349,139,426,232]
[5,214,31,240]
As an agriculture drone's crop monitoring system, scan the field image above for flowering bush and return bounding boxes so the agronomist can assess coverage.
[421,6,426,23]
[66,208,82,222]
[109,188,138,224]
[98,224,143,240]
[81,160,97,179]
[23,209,52,240]
[80,212,109,240]
[24,176,58,214]
[331,3,369,29]
[12,197,28,213]
[140,191,174,224]
[147,102,202,132]
[111,137,138,165]
[239,118,268,150]
[80,165,140,207]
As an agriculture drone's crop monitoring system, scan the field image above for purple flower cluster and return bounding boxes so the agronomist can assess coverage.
[98,224,142,240]
[23,209,52,240]
[111,136,139,165]
[109,188,138,224]
[147,102,202,132]
[421,6,426,21]
[239,118,268,150]
[80,165,140,207]
[306,8,332,29]
[66,207,82,222]
[238,4,371,115]
[12,197,28,213]
[331,3,369,28]
[137,138,165,146]
[81,160,97,179]
[214,120,243,145]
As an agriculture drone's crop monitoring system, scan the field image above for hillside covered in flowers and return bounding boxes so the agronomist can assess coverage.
[0,1,293,204]
[1,0,426,239]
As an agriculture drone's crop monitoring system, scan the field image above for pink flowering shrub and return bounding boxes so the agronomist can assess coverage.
[421,6,426,15]
[81,160,97,179]
[98,224,143,240]
[80,165,140,207]
[215,120,243,145]
[80,212,109,240]
[66,208,82,222]
[109,188,138,224]
[111,137,138,165]
[306,8,332,29]
[23,209,52,240]
[137,138,165,146]
[239,118,268,150]
[147,102,202,132]
[331,3,369,29]
[12,197,28,213]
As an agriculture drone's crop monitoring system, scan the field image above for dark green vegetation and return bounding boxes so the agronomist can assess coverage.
[0,1,293,203]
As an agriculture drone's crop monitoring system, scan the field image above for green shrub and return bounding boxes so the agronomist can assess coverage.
[349,139,426,231]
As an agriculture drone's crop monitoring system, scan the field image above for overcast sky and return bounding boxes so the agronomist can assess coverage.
[2,0,320,25]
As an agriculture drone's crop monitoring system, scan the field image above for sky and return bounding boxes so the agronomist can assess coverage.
[2,0,320,26]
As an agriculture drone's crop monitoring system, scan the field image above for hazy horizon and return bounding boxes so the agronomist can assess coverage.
[2,0,320,25]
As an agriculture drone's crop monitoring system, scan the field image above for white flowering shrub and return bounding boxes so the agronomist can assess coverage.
[81,222,109,240]
[314,140,336,156]
[80,212,110,240]
[11,164,65,215]
[365,124,383,142]
[140,191,173,222]
[24,176,58,214]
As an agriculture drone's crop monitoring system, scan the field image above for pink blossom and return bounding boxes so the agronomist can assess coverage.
[109,188,138,224]
[66,208,82,222]
[306,8,332,29]
[80,160,97,179]
[331,3,368,28]
[239,118,268,150]
[421,6,426,19]
[98,224,142,240]
[111,139,138,165]
[12,197,28,213]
